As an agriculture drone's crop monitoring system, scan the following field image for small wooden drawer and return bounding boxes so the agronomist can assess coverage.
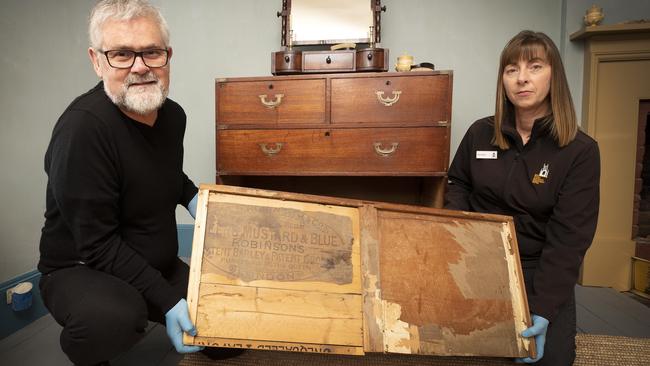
[217,79,326,125]
[356,48,388,72]
[186,184,532,357]
[217,127,448,175]
[303,50,355,73]
[272,50,302,74]
[330,74,451,125]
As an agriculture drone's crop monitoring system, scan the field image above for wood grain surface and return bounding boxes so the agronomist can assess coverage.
[185,185,532,358]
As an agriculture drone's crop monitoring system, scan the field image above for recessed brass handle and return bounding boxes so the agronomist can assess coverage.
[258,94,284,108]
[373,142,399,156]
[259,142,283,156]
[375,90,402,106]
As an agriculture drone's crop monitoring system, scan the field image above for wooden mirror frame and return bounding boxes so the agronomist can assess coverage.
[277,0,386,46]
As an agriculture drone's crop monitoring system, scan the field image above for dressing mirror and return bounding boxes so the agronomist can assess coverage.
[278,0,385,46]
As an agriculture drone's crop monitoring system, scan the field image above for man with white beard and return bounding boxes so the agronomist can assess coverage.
[37,1,237,365]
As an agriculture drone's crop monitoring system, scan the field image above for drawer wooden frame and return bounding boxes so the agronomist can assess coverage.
[217,127,448,175]
[184,184,535,358]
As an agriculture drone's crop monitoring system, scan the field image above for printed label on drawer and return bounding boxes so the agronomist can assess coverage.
[203,201,354,284]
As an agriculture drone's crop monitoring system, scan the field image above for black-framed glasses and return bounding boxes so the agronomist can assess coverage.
[101,49,169,69]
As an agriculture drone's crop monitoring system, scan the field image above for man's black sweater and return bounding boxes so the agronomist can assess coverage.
[39,82,197,314]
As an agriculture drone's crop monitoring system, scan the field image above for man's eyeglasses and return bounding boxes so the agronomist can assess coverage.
[101,49,169,69]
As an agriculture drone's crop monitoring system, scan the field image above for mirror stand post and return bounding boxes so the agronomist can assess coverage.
[277,0,289,47]
[373,0,387,43]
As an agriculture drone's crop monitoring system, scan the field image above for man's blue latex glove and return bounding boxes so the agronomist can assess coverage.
[188,193,198,219]
[165,299,204,354]
[516,314,549,363]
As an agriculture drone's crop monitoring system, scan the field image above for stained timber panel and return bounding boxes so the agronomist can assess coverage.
[184,184,533,358]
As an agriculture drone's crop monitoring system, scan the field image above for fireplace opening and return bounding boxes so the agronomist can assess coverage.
[633,100,650,261]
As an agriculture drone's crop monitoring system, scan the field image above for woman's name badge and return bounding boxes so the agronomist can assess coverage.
[476,151,498,159]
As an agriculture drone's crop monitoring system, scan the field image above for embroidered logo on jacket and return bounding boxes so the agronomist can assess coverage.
[532,163,550,184]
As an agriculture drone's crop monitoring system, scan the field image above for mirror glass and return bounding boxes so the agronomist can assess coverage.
[290,0,374,45]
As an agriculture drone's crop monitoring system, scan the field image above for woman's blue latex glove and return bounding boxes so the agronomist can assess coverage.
[165,299,204,354]
[516,314,549,363]
[188,193,198,219]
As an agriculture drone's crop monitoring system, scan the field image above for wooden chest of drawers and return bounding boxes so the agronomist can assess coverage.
[215,71,453,207]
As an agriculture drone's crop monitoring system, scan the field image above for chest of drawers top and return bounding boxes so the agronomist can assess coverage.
[216,71,453,129]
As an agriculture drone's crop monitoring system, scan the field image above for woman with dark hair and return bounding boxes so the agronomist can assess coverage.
[445,30,600,365]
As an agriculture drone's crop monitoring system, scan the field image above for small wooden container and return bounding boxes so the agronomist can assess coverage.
[272,49,390,75]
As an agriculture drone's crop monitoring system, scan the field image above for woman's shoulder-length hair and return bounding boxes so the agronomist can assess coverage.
[493,30,578,149]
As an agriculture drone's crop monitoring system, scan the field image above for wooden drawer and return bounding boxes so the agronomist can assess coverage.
[185,184,533,357]
[217,127,448,175]
[303,50,355,73]
[330,74,451,125]
[217,79,326,125]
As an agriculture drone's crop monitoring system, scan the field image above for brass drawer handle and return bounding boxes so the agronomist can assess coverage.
[258,94,284,108]
[375,90,402,106]
[373,142,399,156]
[259,142,283,156]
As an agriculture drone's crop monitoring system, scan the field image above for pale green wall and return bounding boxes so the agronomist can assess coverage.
[562,0,650,124]
[381,0,562,163]
[1,0,98,284]
[2,0,648,283]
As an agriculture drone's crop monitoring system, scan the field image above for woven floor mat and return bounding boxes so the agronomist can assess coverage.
[179,334,650,366]
[574,334,650,365]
